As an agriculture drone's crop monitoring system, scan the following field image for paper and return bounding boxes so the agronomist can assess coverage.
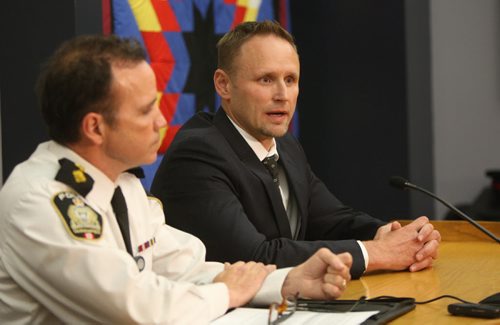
[211,307,379,325]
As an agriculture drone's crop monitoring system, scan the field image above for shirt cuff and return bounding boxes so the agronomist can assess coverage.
[200,282,230,321]
[357,240,369,271]
[250,267,292,307]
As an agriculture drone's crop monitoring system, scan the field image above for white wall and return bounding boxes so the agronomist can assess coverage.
[431,0,500,218]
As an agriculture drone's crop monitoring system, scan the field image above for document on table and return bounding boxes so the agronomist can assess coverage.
[211,307,379,325]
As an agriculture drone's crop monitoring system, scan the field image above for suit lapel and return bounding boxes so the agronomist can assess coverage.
[276,138,308,239]
[213,109,293,238]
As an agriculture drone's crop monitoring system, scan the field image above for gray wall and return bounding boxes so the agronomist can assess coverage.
[0,90,2,185]
[431,0,500,218]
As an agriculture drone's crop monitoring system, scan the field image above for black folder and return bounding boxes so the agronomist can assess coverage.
[296,297,416,325]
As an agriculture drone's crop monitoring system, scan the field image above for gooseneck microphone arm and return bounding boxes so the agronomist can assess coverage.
[389,176,500,244]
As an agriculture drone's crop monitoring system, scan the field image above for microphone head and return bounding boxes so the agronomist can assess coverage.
[389,176,410,189]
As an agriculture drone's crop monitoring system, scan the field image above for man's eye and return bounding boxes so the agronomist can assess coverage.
[141,107,153,115]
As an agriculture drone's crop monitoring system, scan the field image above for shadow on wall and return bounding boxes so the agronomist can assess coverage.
[445,170,500,221]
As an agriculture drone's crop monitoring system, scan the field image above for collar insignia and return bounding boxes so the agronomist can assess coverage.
[126,167,145,179]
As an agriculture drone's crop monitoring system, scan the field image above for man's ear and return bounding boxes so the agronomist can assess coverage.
[81,112,105,145]
[214,69,231,99]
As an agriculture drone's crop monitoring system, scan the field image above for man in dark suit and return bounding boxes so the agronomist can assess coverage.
[151,21,440,279]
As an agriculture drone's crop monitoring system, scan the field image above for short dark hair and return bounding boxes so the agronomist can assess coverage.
[36,34,146,144]
[216,20,297,74]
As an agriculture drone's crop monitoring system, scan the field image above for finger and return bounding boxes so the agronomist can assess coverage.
[324,273,348,289]
[337,252,353,269]
[316,248,348,272]
[374,223,392,239]
[246,262,267,273]
[422,228,441,242]
[326,261,350,280]
[234,261,247,267]
[391,221,402,231]
[265,264,277,273]
[380,223,393,233]
[244,261,258,269]
[327,256,351,281]
[258,262,275,272]
[418,239,440,260]
[239,263,269,282]
[340,277,347,290]
[416,239,440,261]
[253,264,272,278]
[321,282,344,299]
[407,216,429,232]
[417,223,434,242]
[227,261,249,272]
[409,256,434,272]
[327,267,350,284]
[431,229,442,242]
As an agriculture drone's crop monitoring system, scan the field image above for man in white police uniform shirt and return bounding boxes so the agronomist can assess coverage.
[0,35,352,324]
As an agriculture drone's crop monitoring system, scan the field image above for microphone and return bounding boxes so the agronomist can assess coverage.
[389,176,500,243]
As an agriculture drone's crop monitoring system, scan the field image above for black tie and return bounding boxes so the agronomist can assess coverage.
[111,186,133,256]
[262,154,280,186]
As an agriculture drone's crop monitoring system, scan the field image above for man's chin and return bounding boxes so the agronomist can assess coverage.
[265,127,289,138]
[141,153,158,166]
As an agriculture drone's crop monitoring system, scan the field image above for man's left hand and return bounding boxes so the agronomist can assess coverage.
[410,220,441,272]
[374,217,441,272]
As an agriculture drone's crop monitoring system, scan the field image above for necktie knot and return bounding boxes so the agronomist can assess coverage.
[262,154,280,186]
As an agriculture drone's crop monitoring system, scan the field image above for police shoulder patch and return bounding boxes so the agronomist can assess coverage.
[51,191,103,240]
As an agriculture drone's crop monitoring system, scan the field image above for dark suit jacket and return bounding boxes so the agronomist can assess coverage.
[151,109,385,278]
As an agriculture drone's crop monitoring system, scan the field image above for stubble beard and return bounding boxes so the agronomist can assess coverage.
[259,122,290,139]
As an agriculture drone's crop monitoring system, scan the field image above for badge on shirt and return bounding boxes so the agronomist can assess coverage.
[134,256,145,272]
[52,191,103,240]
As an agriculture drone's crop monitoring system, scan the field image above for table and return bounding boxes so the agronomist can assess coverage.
[341,221,500,324]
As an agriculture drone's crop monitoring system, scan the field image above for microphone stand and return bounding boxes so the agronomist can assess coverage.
[391,177,500,244]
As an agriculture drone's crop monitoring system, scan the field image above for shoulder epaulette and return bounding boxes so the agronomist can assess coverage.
[55,158,94,197]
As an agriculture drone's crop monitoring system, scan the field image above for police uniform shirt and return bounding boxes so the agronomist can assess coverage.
[0,141,289,324]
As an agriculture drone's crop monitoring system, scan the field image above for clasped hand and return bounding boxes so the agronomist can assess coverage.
[366,216,441,272]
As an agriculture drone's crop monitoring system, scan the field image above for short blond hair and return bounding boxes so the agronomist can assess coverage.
[217,20,297,74]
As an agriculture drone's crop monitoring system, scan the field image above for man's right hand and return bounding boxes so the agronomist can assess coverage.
[213,261,276,308]
[281,249,352,300]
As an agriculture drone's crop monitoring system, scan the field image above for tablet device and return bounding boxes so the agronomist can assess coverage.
[296,297,415,325]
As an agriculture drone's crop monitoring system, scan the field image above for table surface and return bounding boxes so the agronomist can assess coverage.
[340,220,500,324]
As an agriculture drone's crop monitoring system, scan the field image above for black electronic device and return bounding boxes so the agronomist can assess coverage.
[296,297,415,325]
[448,303,500,319]
[480,292,500,305]
[448,292,500,319]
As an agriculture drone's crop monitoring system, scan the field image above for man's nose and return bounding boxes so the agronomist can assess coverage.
[273,79,288,101]
[154,105,167,129]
